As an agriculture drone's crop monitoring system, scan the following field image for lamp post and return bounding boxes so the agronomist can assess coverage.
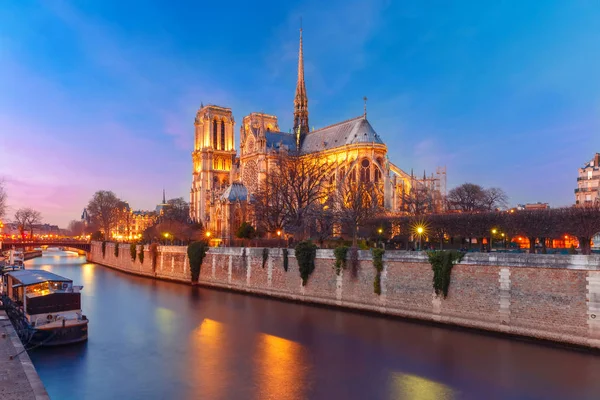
[163,232,170,245]
[417,226,424,251]
[276,230,282,248]
[491,229,497,252]
[377,228,383,248]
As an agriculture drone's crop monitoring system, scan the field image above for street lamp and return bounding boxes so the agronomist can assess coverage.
[377,228,383,248]
[417,226,424,251]
[491,229,497,251]
[205,231,211,239]
[276,230,282,248]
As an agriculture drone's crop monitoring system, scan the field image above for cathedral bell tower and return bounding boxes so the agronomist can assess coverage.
[190,105,236,226]
[293,27,309,148]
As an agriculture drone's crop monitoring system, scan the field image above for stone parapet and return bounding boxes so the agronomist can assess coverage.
[88,242,600,349]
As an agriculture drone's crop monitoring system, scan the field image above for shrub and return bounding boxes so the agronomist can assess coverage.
[262,248,269,269]
[150,243,159,270]
[101,241,107,258]
[372,248,385,295]
[236,222,256,239]
[188,241,209,282]
[282,248,289,272]
[295,241,317,286]
[427,250,464,298]
[130,243,137,262]
[114,243,119,258]
[333,246,349,276]
[138,245,145,264]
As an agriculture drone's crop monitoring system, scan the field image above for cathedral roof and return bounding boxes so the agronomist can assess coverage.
[220,182,248,202]
[300,116,384,154]
[265,131,296,150]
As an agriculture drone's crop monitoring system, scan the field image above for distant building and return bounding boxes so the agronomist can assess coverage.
[81,208,91,226]
[155,189,169,215]
[575,153,600,206]
[516,202,550,211]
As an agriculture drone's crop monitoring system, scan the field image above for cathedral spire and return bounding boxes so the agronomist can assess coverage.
[162,188,166,204]
[293,24,309,146]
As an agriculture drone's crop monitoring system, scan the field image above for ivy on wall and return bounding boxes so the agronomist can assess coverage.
[427,250,464,298]
[262,248,269,269]
[349,247,359,278]
[114,243,119,258]
[101,241,107,258]
[295,241,317,286]
[187,241,209,282]
[372,248,385,295]
[138,245,145,264]
[150,243,159,271]
[130,243,137,262]
[282,248,289,272]
[334,246,349,276]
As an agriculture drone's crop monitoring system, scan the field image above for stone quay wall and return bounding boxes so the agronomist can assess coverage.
[88,241,600,349]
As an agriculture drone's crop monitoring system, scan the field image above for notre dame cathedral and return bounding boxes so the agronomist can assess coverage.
[190,29,446,242]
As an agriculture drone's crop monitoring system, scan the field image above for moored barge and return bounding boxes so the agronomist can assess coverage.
[1,269,88,346]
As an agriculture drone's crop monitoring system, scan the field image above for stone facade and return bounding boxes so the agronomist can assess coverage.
[89,241,600,349]
[575,152,600,206]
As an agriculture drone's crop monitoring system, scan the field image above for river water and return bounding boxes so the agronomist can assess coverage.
[24,251,600,399]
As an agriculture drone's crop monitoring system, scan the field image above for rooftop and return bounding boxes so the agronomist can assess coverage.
[6,269,72,286]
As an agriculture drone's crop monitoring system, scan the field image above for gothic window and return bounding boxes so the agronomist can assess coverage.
[221,120,226,150]
[213,119,218,148]
[216,208,222,237]
[233,208,243,233]
[360,159,370,182]
[242,160,258,194]
[339,167,346,181]
[374,166,381,183]
[349,168,356,183]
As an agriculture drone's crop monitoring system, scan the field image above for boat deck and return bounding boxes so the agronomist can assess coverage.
[0,311,49,399]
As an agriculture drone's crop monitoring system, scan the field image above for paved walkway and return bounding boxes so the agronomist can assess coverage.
[0,311,49,399]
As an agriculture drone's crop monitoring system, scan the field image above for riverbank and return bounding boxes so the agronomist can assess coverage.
[0,311,49,399]
[88,242,600,350]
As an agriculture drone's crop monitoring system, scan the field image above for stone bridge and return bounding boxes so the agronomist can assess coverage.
[1,241,91,252]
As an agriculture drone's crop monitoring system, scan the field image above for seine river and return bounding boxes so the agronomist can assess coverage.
[25,251,600,399]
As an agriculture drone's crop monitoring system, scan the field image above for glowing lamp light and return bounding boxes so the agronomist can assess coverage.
[205,231,211,238]
[378,228,383,234]
[492,229,497,234]
[276,230,281,237]
[564,235,568,239]
[417,227,424,234]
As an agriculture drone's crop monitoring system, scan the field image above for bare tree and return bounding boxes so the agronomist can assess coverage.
[401,182,434,215]
[0,179,7,220]
[67,220,85,236]
[14,207,42,239]
[253,153,335,240]
[565,204,600,255]
[86,190,123,240]
[447,183,509,212]
[162,198,190,223]
[254,172,287,235]
[335,180,382,246]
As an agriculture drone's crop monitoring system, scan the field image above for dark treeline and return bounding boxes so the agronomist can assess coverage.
[371,204,600,255]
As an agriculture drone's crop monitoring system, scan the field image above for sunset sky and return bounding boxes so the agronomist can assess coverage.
[1,0,600,227]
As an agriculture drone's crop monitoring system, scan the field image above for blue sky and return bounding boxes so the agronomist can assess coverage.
[1,0,600,227]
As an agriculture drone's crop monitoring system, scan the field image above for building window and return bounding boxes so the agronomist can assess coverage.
[360,159,370,182]
[221,120,226,150]
[213,119,218,148]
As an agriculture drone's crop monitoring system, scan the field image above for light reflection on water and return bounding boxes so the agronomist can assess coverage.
[25,251,600,400]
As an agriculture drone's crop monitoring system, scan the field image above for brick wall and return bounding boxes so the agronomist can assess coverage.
[88,242,600,349]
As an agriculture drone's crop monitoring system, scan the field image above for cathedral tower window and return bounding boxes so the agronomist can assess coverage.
[213,119,218,148]
[221,120,226,150]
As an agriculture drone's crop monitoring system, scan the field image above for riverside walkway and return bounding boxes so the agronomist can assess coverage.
[0,311,48,399]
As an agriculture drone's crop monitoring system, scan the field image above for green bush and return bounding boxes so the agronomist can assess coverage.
[150,243,159,270]
[282,248,289,272]
[114,243,119,258]
[372,248,385,295]
[333,246,349,276]
[101,241,106,258]
[427,250,464,298]
[262,248,269,269]
[138,245,145,264]
[236,222,256,239]
[349,246,359,278]
[295,241,318,286]
[188,241,209,282]
[130,243,137,262]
